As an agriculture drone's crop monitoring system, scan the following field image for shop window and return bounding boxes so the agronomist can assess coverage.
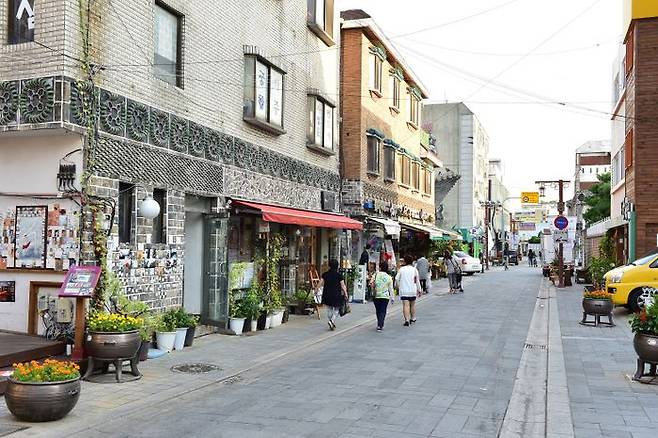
[368,53,383,94]
[154,2,183,87]
[244,55,285,134]
[307,0,334,45]
[383,146,396,181]
[118,183,135,244]
[151,189,166,244]
[307,95,334,150]
[389,75,400,110]
[367,135,380,174]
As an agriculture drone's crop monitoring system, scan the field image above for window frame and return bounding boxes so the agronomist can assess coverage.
[151,188,167,244]
[154,1,184,88]
[243,55,286,135]
[408,92,420,127]
[424,168,432,195]
[369,51,384,95]
[389,74,401,111]
[400,155,411,186]
[412,161,420,191]
[307,0,335,46]
[625,129,633,170]
[118,183,135,244]
[307,95,335,154]
[367,134,381,175]
[383,144,396,182]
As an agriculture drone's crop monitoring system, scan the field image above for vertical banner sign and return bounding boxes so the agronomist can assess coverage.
[255,61,269,121]
[269,69,283,127]
[323,104,333,148]
[9,0,35,44]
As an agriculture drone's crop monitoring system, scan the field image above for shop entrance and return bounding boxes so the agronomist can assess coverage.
[201,214,229,327]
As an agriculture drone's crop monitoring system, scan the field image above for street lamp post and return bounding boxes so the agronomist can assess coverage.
[480,201,501,270]
[535,179,570,288]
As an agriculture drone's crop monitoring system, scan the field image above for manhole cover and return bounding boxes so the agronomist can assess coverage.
[223,375,242,385]
[170,363,221,374]
[524,343,547,350]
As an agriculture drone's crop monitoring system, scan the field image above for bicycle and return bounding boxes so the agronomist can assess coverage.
[40,308,75,344]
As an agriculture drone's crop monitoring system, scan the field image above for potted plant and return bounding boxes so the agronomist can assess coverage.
[242,287,263,332]
[229,291,247,335]
[181,312,200,347]
[5,359,81,422]
[138,314,155,362]
[168,308,190,351]
[269,292,285,328]
[630,302,658,379]
[582,289,613,315]
[86,311,143,361]
[155,312,177,353]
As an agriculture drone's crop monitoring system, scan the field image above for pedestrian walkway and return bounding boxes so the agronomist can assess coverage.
[0,276,464,437]
[557,282,658,438]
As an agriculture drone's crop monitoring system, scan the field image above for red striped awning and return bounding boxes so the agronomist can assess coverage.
[232,200,363,230]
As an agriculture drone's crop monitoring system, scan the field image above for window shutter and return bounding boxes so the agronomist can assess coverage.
[625,129,633,169]
[625,29,634,77]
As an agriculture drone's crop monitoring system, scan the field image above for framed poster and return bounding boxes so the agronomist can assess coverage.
[0,281,15,302]
[14,205,47,268]
[59,265,101,298]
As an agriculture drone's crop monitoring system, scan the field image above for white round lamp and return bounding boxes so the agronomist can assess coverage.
[139,196,161,219]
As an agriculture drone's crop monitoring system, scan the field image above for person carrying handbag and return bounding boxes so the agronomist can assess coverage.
[318,259,348,331]
[370,261,395,332]
[444,250,463,294]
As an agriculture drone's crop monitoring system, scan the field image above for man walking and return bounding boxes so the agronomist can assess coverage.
[415,254,430,294]
[395,255,422,326]
[359,244,370,266]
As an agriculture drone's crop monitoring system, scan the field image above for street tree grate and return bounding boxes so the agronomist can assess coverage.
[170,363,221,374]
[524,343,547,350]
[223,375,242,385]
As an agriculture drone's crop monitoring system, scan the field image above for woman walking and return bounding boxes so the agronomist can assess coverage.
[444,250,462,294]
[395,255,422,326]
[370,261,395,332]
[319,259,348,331]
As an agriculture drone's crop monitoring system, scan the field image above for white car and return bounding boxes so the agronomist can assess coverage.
[453,251,482,275]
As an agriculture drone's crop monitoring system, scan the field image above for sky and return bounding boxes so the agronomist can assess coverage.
[336,0,620,202]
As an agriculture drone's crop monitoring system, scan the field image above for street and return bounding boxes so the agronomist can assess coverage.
[4,264,655,438]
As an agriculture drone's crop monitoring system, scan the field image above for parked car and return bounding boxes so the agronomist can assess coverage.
[453,251,482,275]
[605,251,658,312]
[508,250,519,265]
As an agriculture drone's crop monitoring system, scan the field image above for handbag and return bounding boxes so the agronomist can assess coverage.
[339,298,351,317]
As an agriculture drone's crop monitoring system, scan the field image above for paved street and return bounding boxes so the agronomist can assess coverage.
[2,265,658,438]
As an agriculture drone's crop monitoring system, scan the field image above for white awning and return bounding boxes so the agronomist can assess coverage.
[400,221,463,241]
[367,217,401,237]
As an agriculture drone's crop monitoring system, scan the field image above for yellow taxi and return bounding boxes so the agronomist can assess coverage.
[605,251,658,312]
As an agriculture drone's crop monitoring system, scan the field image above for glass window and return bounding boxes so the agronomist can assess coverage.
[369,54,383,93]
[8,0,35,44]
[307,96,334,150]
[154,3,182,87]
[307,0,334,40]
[243,56,285,131]
[424,169,432,194]
[367,136,380,174]
[390,75,400,109]
[409,94,420,126]
[152,189,166,244]
[401,156,411,186]
[118,183,134,244]
[384,146,396,181]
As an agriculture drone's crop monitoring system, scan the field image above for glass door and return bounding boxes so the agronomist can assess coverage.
[202,214,229,327]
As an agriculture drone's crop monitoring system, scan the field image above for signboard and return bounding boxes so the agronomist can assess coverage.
[521,192,540,204]
[0,281,15,302]
[518,222,536,231]
[9,0,35,44]
[553,230,569,243]
[59,265,101,298]
[515,210,542,223]
[554,215,569,230]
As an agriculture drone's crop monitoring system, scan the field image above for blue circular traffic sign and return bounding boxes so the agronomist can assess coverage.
[554,215,569,230]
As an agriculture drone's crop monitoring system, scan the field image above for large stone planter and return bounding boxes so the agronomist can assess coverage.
[582,298,613,315]
[86,330,141,360]
[5,377,80,422]
[633,332,658,363]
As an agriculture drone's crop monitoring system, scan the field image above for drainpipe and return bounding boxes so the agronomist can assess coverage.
[629,210,636,262]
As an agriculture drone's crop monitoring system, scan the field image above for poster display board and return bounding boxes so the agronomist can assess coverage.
[58,265,101,298]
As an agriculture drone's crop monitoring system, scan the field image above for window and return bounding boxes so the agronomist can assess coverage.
[612,147,625,186]
[244,56,285,133]
[307,0,334,45]
[625,129,633,169]
[400,155,411,186]
[383,146,396,181]
[367,135,380,174]
[368,53,383,94]
[118,183,134,244]
[424,169,432,194]
[412,162,420,191]
[625,32,634,77]
[151,189,166,244]
[409,93,420,126]
[307,96,334,150]
[389,75,401,109]
[154,3,183,87]
[8,0,35,44]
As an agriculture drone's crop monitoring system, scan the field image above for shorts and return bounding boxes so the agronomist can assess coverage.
[400,296,417,302]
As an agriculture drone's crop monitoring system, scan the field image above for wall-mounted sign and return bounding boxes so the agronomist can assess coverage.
[521,192,540,204]
[9,0,35,44]
[59,265,101,298]
[0,281,15,302]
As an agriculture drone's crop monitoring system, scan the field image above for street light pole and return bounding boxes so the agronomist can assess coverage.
[480,201,501,271]
[535,179,570,288]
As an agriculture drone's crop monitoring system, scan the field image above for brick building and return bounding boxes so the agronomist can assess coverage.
[0,0,361,332]
[339,10,447,266]
[606,0,658,264]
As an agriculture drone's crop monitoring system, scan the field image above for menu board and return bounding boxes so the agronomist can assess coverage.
[58,265,101,298]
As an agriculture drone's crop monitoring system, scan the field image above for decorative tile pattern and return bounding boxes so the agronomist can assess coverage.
[0,80,18,125]
[169,115,189,153]
[150,109,170,148]
[99,89,126,135]
[127,100,150,143]
[20,78,54,124]
[70,80,95,127]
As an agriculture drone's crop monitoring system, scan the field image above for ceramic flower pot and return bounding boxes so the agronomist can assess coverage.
[156,331,176,353]
[582,298,613,315]
[5,377,80,422]
[633,332,658,363]
[86,331,141,360]
[184,326,196,347]
[270,310,284,328]
[138,340,150,362]
[229,318,245,335]
[174,328,188,350]
[250,319,258,332]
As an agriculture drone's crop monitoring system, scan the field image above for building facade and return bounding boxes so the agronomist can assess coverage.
[423,102,490,232]
[339,10,447,265]
[0,0,360,332]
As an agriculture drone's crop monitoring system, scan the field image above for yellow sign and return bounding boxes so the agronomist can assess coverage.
[521,192,540,204]
[624,0,658,34]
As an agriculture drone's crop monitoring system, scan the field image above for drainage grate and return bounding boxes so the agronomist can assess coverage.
[524,343,547,350]
[170,363,221,374]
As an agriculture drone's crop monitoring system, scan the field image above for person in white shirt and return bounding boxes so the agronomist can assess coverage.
[414,255,430,294]
[395,254,422,326]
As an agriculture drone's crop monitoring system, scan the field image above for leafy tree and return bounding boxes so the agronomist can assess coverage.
[583,172,611,226]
